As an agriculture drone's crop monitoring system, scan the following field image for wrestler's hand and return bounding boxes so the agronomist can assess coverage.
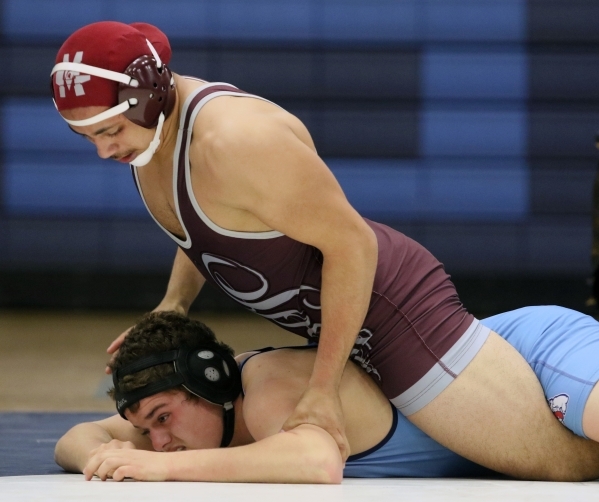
[282,385,350,462]
[88,439,137,459]
[105,302,188,374]
[105,327,132,374]
[84,449,168,482]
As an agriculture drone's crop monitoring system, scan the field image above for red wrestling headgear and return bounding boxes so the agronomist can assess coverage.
[51,21,177,166]
[52,21,175,129]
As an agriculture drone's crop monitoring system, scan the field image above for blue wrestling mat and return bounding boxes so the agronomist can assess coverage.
[0,413,110,476]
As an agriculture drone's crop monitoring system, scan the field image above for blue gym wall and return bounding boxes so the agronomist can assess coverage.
[0,0,598,309]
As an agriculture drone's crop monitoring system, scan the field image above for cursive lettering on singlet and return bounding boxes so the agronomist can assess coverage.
[201,252,382,379]
[201,253,322,336]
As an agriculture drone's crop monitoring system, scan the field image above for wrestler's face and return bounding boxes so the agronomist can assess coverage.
[61,106,155,164]
[126,390,223,452]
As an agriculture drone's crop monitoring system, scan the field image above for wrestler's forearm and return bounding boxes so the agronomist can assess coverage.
[157,248,206,314]
[54,423,114,473]
[168,425,343,483]
[312,229,378,390]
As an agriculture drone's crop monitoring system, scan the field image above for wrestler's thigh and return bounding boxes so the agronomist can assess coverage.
[407,331,599,481]
[583,382,599,441]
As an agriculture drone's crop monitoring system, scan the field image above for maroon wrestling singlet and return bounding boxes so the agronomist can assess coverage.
[131,81,491,415]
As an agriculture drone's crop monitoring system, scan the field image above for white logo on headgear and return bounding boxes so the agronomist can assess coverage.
[54,52,91,98]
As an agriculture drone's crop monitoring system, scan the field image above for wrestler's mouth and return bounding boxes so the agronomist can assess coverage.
[116,152,136,163]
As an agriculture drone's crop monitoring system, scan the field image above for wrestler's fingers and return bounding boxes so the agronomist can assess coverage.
[105,328,132,374]
[111,466,132,482]
[314,422,348,462]
[90,440,136,457]
[95,456,122,481]
[329,429,350,462]
[84,451,116,481]
[107,331,129,354]
[283,414,350,462]
[83,456,101,481]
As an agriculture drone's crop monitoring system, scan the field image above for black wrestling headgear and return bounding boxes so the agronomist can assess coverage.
[112,344,242,447]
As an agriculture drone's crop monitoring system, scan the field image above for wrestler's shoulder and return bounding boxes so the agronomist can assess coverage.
[240,347,316,384]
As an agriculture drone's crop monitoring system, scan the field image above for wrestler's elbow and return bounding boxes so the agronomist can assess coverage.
[356,220,378,255]
[304,448,343,484]
[292,426,344,484]
[299,443,343,484]
[344,218,378,270]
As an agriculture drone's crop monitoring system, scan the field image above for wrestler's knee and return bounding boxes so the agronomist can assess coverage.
[524,437,599,482]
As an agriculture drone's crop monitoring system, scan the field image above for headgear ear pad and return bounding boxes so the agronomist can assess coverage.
[113,344,242,419]
[119,54,176,129]
[178,346,241,404]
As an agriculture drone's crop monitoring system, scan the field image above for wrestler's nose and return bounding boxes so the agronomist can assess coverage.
[94,137,117,159]
[149,430,171,452]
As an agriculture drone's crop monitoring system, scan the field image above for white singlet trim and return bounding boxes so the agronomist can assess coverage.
[132,163,192,249]
[132,81,285,247]
[129,79,211,248]
[391,319,491,416]
[180,84,283,240]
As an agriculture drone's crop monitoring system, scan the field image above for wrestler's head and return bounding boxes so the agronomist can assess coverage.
[51,21,176,166]
[108,311,235,403]
[109,311,240,451]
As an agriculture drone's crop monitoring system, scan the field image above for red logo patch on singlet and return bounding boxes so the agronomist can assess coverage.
[548,393,569,423]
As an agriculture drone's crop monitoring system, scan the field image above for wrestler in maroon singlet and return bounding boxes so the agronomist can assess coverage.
[132,82,491,415]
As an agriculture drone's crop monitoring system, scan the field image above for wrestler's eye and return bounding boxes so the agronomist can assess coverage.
[106,128,122,138]
[157,414,169,424]
[140,429,150,436]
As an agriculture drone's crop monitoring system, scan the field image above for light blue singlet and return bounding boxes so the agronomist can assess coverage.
[343,404,497,478]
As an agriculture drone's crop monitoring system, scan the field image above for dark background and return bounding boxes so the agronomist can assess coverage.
[1,0,598,318]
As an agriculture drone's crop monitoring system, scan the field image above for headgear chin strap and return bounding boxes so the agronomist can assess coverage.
[113,345,242,448]
[129,111,165,167]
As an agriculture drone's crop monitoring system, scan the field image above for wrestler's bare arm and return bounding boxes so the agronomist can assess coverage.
[84,423,342,483]
[192,101,378,458]
[157,247,206,315]
[55,415,152,473]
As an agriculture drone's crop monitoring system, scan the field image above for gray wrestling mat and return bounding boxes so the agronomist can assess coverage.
[1,475,598,502]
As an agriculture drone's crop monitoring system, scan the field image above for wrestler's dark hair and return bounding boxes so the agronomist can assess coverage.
[107,311,234,407]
